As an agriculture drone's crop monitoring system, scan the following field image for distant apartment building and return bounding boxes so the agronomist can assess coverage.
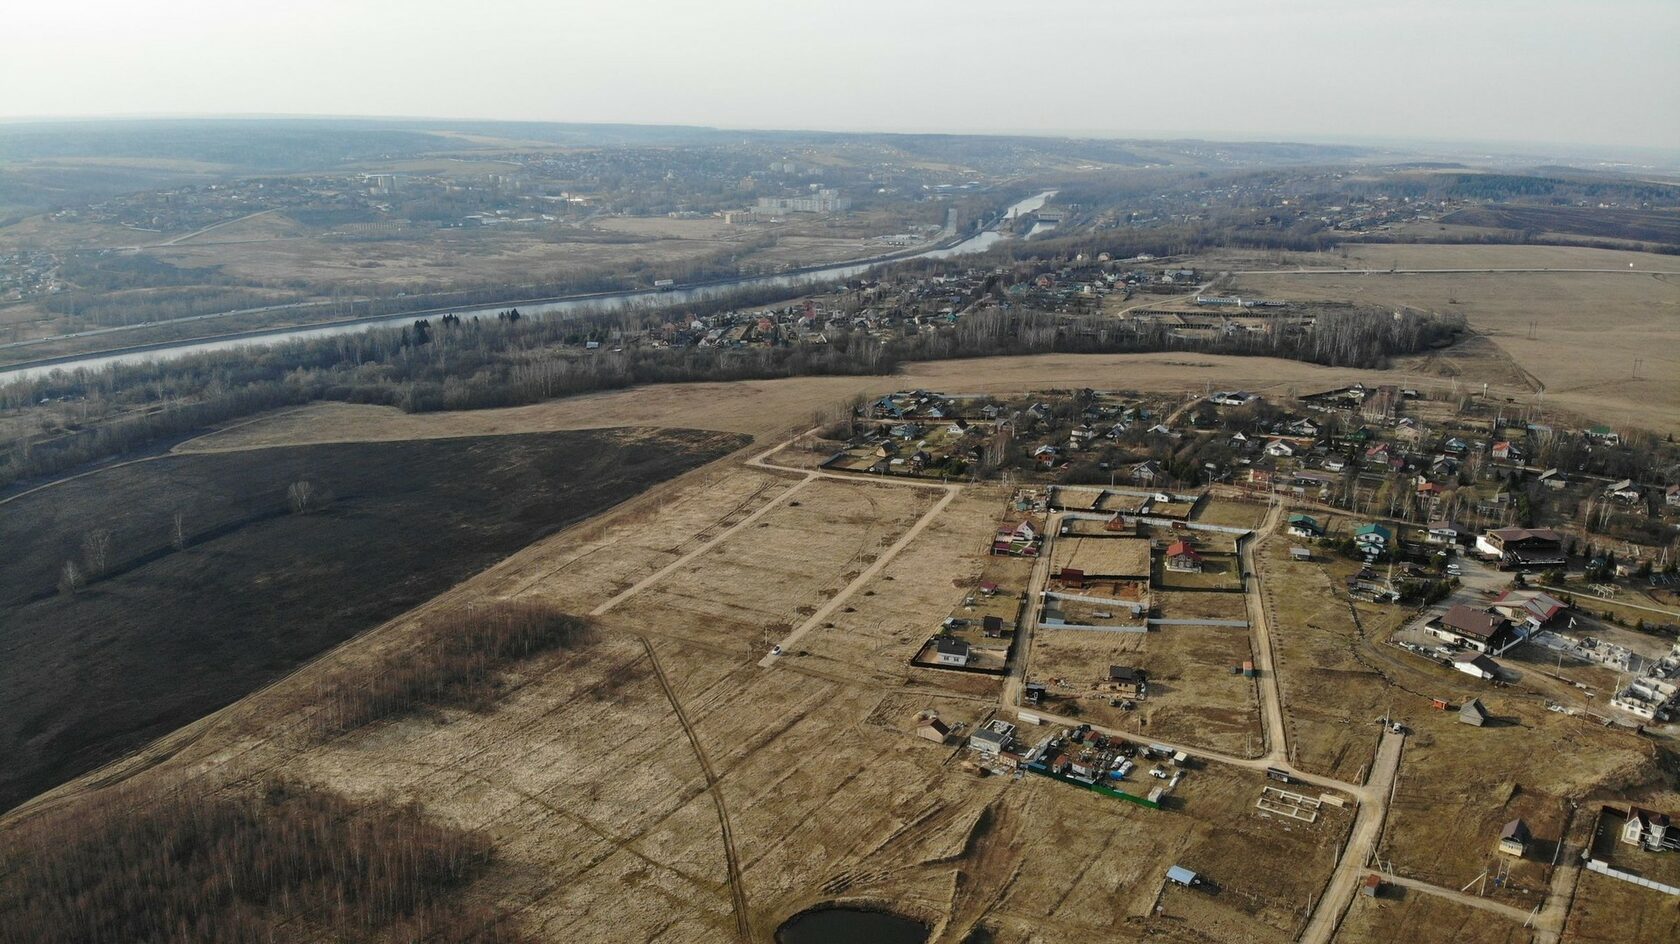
[755,188,851,214]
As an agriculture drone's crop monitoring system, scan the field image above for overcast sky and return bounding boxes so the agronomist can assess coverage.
[5,0,1677,153]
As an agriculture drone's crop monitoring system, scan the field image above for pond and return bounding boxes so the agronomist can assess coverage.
[775,905,929,944]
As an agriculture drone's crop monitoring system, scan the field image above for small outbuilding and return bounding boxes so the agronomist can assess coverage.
[915,711,950,744]
[1498,819,1531,857]
[1166,865,1201,888]
[1459,698,1489,726]
[1453,652,1500,681]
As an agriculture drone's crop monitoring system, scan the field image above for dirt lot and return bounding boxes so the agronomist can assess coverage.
[1257,529,1398,783]
[0,427,745,813]
[1195,498,1271,530]
[1030,624,1263,757]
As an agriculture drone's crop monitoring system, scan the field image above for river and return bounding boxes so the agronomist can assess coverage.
[0,191,1056,384]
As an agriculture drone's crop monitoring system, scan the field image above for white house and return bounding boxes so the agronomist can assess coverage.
[1623,808,1676,852]
[935,636,970,667]
[1265,439,1296,458]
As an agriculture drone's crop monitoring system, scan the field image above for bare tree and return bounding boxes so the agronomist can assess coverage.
[81,529,113,576]
[287,480,316,514]
[58,560,85,595]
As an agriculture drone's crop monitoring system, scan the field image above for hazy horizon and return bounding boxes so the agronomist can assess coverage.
[5,0,1677,155]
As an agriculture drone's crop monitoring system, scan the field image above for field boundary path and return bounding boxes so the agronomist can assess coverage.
[639,637,753,942]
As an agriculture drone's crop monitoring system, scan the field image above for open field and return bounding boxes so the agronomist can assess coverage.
[1230,245,1680,433]
[601,477,938,655]
[0,426,745,812]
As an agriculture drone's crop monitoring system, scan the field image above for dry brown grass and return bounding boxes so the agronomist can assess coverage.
[1029,624,1263,756]
[1333,889,1531,944]
[1231,244,1680,434]
[1378,695,1653,907]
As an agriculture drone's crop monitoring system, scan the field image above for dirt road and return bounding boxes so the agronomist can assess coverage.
[1297,728,1404,944]
[1242,500,1291,763]
[1379,873,1540,924]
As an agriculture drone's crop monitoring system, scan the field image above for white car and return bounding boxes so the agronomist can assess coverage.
[770,645,782,656]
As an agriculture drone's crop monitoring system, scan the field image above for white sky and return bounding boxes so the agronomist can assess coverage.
[4,0,1677,152]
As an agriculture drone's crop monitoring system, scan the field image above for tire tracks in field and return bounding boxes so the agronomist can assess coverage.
[639,635,753,942]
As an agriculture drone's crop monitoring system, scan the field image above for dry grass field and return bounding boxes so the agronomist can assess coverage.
[1256,533,1396,783]
[1334,890,1532,944]
[1377,696,1654,908]
[1029,625,1263,757]
[1230,245,1680,433]
[1563,867,1680,943]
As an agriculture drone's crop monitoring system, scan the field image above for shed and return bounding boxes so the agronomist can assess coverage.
[1166,865,1200,887]
[1459,699,1488,727]
[1363,873,1383,898]
[1290,547,1312,562]
[1498,819,1530,857]
[915,712,950,743]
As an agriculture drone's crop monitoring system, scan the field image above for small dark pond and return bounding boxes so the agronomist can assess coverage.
[775,906,929,944]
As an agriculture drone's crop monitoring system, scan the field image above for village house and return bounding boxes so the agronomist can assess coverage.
[1432,604,1522,656]
[1354,522,1392,555]
[1425,519,1463,545]
[1288,514,1323,538]
[1476,527,1566,569]
[1106,665,1148,697]
[915,712,951,743]
[935,636,971,667]
[993,520,1042,557]
[1490,589,1567,633]
[1164,540,1203,573]
[1623,808,1677,852]
[1453,651,1501,680]
[968,719,1015,756]
[1605,479,1643,504]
